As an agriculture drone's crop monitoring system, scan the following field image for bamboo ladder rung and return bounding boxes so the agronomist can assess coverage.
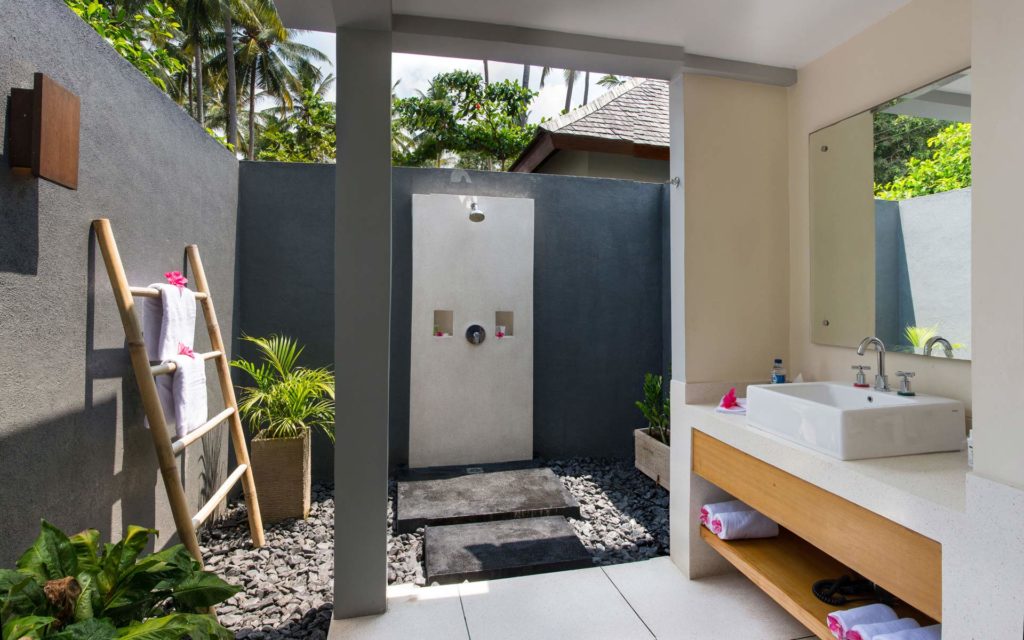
[130,285,208,300]
[151,350,222,376]
[171,407,236,455]
[192,464,249,528]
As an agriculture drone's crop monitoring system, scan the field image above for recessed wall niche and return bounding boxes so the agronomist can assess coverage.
[433,309,453,337]
[495,311,514,338]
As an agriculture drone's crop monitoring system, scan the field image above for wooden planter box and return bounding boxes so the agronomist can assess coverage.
[250,431,311,523]
[634,428,670,490]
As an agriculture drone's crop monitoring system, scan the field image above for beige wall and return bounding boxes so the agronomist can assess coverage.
[683,74,790,384]
[536,149,669,183]
[971,0,1024,488]
[787,0,972,408]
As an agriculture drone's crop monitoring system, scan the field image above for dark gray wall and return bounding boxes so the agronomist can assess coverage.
[237,164,668,478]
[0,1,239,565]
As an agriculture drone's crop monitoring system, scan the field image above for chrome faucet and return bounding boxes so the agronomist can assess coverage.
[857,336,890,391]
[924,336,954,358]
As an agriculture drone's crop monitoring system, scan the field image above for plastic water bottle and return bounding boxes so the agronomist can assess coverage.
[770,358,786,384]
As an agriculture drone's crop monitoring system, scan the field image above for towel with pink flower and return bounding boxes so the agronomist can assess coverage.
[699,499,779,540]
[827,603,938,640]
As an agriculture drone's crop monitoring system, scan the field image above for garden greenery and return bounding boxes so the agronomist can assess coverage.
[875,122,972,200]
[231,335,335,442]
[636,373,670,445]
[0,521,237,639]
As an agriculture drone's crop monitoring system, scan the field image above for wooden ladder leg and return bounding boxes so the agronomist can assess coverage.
[185,245,266,548]
[92,219,206,565]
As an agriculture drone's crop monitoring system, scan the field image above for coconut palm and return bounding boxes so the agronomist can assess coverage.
[538,67,582,112]
[598,74,627,88]
[232,0,329,159]
[172,0,218,124]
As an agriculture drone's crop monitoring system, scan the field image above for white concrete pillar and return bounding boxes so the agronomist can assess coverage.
[334,26,392,618]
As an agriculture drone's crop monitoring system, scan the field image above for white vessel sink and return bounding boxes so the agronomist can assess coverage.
[746,382,965,460]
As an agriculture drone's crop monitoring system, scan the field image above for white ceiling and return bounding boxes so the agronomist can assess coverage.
[393,0,910,67]
[278,0,910,69]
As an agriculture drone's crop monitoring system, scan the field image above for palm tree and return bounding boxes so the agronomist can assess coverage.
[219,0,240,148]
[598,74,627,89]
[519,65,531,126]
[172,0,218,125]
[582,71,590,105]
[232,0,329,159]
[563,69,579,112]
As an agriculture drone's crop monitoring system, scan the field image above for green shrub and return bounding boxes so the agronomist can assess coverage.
[231,335,335,442]
[0,521,238,639]
[636,373,670,445]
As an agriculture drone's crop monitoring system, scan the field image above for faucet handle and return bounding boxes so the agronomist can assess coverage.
[895,371,916,396]
[851,365,871,387]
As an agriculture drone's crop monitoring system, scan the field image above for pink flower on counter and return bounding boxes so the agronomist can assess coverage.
[165,271,188,289]
[178,343,195,358]
[496,331,505,338]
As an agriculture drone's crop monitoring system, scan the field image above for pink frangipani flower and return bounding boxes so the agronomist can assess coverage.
[165,271,188,290]
[178,343,195,358]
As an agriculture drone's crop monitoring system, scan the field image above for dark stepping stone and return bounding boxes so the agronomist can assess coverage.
[424,516,592,584]
[396,468,580,533]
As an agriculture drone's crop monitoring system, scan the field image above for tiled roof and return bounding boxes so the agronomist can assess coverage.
[541,78,669,148]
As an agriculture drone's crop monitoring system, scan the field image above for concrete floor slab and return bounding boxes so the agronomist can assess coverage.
[396,468,580,533]
[424,516,592,584]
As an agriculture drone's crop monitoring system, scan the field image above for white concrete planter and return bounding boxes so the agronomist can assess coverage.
[250,431,311,523]
[634,428,670,491]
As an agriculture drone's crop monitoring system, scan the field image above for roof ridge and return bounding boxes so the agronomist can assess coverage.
[541,77,647,133]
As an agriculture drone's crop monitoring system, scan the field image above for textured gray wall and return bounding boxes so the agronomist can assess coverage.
[237,164,668,477]
[0,1,239,565]
[874,188,971,358]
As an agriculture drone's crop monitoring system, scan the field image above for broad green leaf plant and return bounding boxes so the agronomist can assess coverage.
[231,335,335,442]
[0,521,238,639]
[636,373,670,446]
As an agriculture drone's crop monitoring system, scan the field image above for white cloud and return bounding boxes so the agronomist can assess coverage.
[291,32,624,124]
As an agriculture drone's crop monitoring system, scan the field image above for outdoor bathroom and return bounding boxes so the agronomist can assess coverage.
[7,0,1024,638]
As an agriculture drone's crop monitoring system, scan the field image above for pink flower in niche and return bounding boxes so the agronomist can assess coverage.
[178,343,195,358]
[711,519,723,534]
[165,271,188,290]
[496,331,505,338]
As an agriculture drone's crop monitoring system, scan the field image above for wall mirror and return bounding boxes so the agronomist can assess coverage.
[810,69,971,360]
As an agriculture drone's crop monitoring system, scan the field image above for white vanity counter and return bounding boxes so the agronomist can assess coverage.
[678,402,968,543]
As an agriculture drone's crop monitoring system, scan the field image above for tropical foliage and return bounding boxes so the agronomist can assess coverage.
[66,0,186,92]
[0,520,238,639]
[66,0,329,158]
[231,335,335,442]
[392,70,537,170]
[875,121,972,200]
[636,373,670,445]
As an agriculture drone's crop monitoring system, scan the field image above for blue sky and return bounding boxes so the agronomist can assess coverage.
[293,31,620,124]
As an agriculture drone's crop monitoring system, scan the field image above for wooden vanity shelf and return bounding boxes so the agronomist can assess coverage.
[692,430,941,639]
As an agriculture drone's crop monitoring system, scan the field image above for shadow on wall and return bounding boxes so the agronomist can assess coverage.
[0,96,39,274]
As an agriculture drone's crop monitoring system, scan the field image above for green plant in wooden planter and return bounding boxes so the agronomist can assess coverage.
[0,520,238,639]
[231,335,335,523]
[636,373,670,445]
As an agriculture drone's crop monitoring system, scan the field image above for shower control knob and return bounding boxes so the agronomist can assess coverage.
[466,324,486,345]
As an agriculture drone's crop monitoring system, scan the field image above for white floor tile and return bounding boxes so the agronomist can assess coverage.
[327,583,469,640]
[459,566,654,640]
[603,557,810,640]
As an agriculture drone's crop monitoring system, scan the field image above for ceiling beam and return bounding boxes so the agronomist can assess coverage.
[392,14,797,86]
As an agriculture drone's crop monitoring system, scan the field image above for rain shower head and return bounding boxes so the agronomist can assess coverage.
[469,201,485,222]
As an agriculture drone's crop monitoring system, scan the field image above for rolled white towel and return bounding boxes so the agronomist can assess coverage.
[827,604,898,639]
[847,618,920,640]
[700,499,749,528]
[874,625,940,640]
[711,509,779,540]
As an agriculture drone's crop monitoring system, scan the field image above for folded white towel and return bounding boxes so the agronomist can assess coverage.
[711,509,779,540]
[149,353,207,438]
[874,625,940,640]
[715,398,747,415]
[142,283,196,362]
[847,618,920,640]
[827,604,898,639]
[700,499,750,528]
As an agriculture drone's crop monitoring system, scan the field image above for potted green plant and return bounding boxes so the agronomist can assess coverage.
[231,335,334,523]
[0,520,238,638]
[634,373,670,490]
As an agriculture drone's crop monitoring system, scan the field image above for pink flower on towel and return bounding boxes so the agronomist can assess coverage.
[720,387,740,409]
[711,518,723,534]
[178,343,195,358]
[846,632,863,640]
[165,271,188,290]
[826,615,843,638]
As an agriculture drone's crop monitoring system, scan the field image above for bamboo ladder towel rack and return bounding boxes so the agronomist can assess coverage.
[92,218,265,565]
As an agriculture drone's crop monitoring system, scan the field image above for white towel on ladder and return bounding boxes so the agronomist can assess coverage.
[142,283,196,361]
[152,354,207,439]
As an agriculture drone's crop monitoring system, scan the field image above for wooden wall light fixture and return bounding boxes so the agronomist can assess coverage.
[9,72,80,190]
